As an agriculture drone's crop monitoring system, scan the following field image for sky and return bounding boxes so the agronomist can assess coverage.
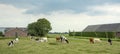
[0,0,120,32]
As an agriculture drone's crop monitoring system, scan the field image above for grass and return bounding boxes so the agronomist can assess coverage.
[0,36,120,54]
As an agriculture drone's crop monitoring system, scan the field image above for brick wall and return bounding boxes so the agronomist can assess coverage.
[5,28,27,37]
[116,32,120,37]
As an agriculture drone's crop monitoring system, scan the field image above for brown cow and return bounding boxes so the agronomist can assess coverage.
[56,36,61,42]
[89,38,101,44]
[89,38,94,44]
[56,36,69,44]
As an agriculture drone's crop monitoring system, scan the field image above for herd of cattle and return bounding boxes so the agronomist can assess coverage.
[8,36,112,47]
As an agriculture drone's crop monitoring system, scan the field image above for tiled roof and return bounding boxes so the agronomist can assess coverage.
[0,27,27,33]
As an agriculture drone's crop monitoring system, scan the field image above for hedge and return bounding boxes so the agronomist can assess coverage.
[69,32,115,38]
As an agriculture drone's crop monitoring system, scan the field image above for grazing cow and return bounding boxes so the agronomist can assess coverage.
[8,40,14,47]
[13,38,19,43]
[35,38,39,42]
[60,36,69,44]
[35,37,48,42]
[89,38,94,44]
[56,36,61,42]
[94,38,101,43]
[35,38,39,41]
[108,38,112,45]
[30,36,34,39]
[40,37,48,42]
[89,38,101,44]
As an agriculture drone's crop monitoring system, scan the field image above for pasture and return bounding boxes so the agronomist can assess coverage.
[0,35,120,54]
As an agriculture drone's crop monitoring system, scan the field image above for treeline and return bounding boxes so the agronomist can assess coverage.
[69,32,116,38]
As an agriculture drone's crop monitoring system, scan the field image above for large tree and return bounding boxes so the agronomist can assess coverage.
[27,18,52,37]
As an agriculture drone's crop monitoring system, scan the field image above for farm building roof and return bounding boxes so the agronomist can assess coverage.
[82,23,120,32]
[0,27,27,33]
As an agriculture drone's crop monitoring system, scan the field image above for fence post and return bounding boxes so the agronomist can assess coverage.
[81,32,82,37]
[95,32,98,38]
[105,32,108,38]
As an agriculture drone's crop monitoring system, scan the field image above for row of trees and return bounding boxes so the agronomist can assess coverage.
[27,18,52,37]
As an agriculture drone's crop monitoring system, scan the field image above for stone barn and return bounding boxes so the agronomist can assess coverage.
[83,23,120,37]
[1,27,28,37]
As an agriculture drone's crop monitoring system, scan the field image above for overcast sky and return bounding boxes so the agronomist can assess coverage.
[0,0,120,32]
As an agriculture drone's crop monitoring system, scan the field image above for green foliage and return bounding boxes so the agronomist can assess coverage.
[0,32,3,37]
[69,30,76,36]
[28,22,37,36]
[15,32,18,38]
[107,32,115,38]
[69,32,74,36]
[28,18,52,37]
[69,32,116,38]
[80,32,96,37]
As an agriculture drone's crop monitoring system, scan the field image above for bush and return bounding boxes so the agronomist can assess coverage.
[0,32,4,37]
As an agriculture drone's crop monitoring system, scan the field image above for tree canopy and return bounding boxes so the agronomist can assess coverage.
[27,18,52,37]
[0,32,3,36]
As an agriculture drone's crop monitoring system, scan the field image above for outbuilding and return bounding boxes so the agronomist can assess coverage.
[83,23,120,37]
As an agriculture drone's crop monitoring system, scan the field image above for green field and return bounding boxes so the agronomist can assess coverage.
[0,35,120,54]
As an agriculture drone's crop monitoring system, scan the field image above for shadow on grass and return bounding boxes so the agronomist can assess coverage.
[49,42,59,45]
[0,37,14,40]
[113,39,120,42]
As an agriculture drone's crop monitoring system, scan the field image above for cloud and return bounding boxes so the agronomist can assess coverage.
[1,0,120,15]
[0,4,34,27]
[47,3,120,32]
[0,3,120,32]
[88,4,120,15]
[47,10,120,32]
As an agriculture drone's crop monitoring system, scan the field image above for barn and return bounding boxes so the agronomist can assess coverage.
[0,27,27,37]
[82,23,120,37]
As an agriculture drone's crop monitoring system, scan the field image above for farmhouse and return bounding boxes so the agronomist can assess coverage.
[0,27,27,37]
[82,23,120,37]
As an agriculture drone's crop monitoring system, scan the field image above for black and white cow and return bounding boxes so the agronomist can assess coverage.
[8,40,14,47]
